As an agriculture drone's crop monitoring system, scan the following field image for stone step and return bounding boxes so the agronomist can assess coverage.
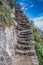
[20,33,32,35]
[17,35,32,38]
[15,44,34,48]
[21,17,29,21]
[15,45,35,51]
[17,34,32,38]
[20,32,32,34]
[22,19,29,22]
[15,15,30,23]
[17,38,33,41]
[16,27,31,31]
[17,37,33,40]
[15,27,32,31]
[17,24,30,28]
[16,24,31,29]
[17,40,33,45]
[15,43,33,46]
[15,45,31,50]
[15,10,23,13]
[15,9,23,12]
[17,30,32,34]
[18,28,31,32]
[15,44,35,50]
[15,16,26,19]
[17,36,33,40]
[20,25,31,28]
[15,16,28,23]
[16,27,23,31]
[15,17,22,21]
[16,13,27,19]
[15,49,35,56]
[16,12,25,15]
[18,20,27,23]
[15,13,22,16]
[23,26,31,29]
[15,16,21,19]
[18,23,26,26]
[16,29,31,31]
[16,28,32,32]
[15,19,29,25]
[17,22,30,25]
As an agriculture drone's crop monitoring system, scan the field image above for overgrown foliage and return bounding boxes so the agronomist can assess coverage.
[0,0,13,26]
[7,0,15,8]
[31,21,43,65]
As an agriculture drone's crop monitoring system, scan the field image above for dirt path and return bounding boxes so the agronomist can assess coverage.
[14,55,33,65]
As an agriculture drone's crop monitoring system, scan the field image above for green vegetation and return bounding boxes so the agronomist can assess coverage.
[7,0,15,8]
[0,0,13,26]
[31,22,43,65]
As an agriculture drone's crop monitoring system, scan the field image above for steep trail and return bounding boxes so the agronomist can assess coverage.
[14,4,39,65]
[0,1,39,65]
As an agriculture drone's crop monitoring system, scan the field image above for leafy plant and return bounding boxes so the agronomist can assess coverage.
[7,0,15,8]
[0,0,13,26]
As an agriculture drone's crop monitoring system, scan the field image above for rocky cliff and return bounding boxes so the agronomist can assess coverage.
[0,2,39,65]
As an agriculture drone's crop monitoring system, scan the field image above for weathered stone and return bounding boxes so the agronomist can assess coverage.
[14,4,39,65]
[0,24,15,65]
[0,47,12,65]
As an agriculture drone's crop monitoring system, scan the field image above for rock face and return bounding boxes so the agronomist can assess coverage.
[0,47,12,65]
[14,5,39,65]
[0,22,15,65]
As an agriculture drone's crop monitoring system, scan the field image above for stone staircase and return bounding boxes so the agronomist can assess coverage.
[14,4,39,65]
[15,5,35,56]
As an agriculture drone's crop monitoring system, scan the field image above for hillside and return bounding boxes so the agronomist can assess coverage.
[31,22,43,65]
[0,0,43,65]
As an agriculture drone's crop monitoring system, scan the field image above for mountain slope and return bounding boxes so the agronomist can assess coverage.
[31,22,43,65]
